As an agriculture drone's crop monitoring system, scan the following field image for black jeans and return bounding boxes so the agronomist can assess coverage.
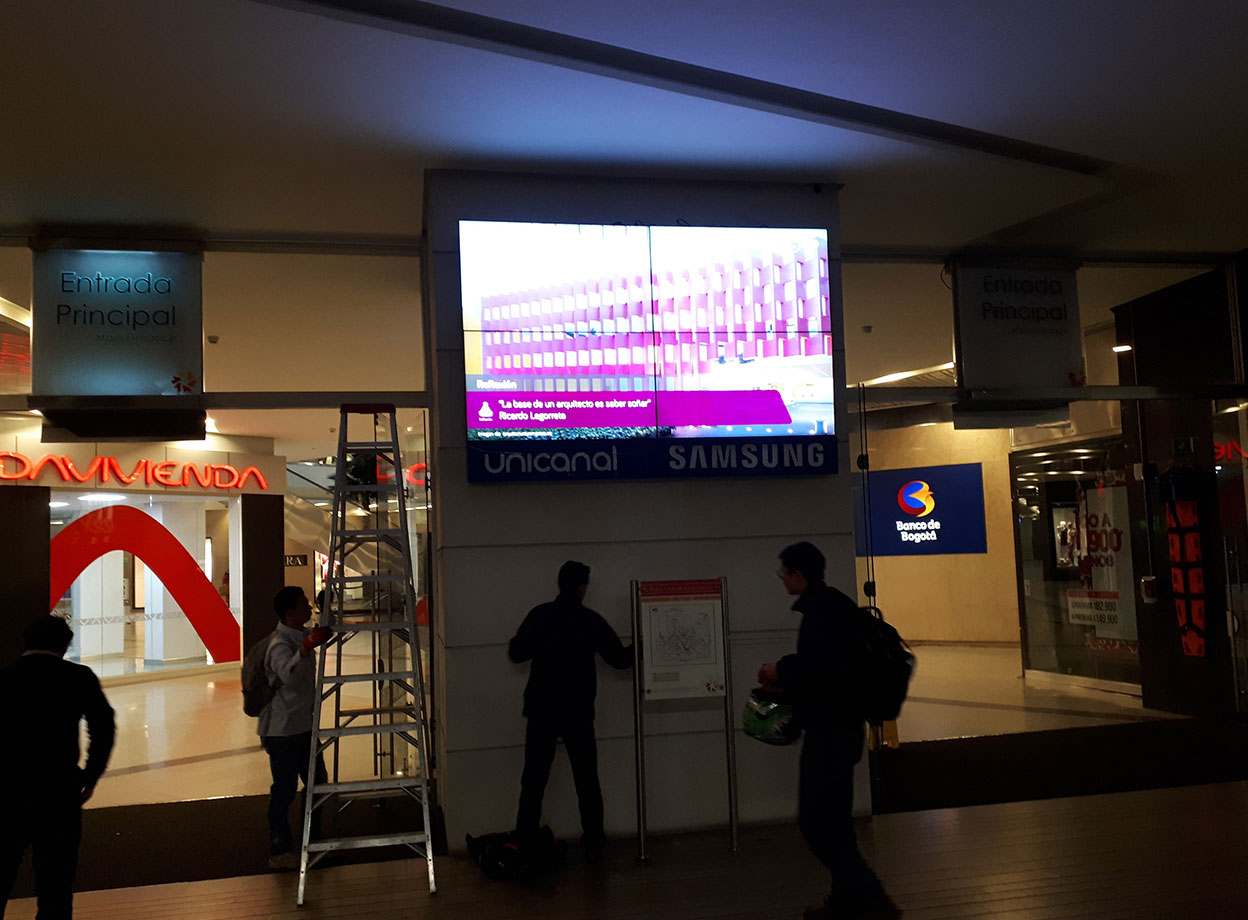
[515,717,604,848]
[0,783,82,920]
[797,730,883,903]
[263,732,328,856]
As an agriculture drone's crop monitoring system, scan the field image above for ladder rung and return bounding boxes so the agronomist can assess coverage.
[307,832,428,852]
[344,441,397,451]
[332,574,405,584]
[332,620,413,632]
[334,482,400,493]
[313,777,426,795]
[318,721,423,738]
[322,671,414,683]
[339,529,403,539]
[337,705,417,718]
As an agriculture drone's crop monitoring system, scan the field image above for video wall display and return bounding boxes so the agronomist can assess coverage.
[460,221,837,481]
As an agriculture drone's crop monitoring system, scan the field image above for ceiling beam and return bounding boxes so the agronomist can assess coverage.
[839,245,1226,267]
[256,0,1112,178]
[0,229,421,256]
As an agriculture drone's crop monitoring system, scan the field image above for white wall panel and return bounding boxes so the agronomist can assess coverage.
[427,172,857,850]
[439,534,855,648]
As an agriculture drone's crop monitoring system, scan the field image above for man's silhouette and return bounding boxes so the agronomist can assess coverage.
[759,542,899,920]
[509,561,632,860]
[1,615,115,919]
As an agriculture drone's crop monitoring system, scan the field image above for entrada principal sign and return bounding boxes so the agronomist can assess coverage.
[32,249,203,396]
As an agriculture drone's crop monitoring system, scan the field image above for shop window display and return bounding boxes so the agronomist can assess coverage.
[1013,440,1141,685]
[51,492,239,678]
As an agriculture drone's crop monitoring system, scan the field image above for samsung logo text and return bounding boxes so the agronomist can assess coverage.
[668,441,826,471]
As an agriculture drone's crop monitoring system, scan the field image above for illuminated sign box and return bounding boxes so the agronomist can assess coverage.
[32,248,203,397]
[854,463,987,556]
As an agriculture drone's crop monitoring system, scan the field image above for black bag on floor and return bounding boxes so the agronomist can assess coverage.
[466,827,566,881]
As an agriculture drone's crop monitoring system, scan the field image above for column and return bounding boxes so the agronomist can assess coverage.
[144,502,207,662]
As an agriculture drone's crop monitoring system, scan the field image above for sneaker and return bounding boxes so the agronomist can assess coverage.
[268,851,300,872]
[847,892,901,920]
[582,833,606,863]
[803,893,900,920]
[856,894,900,919]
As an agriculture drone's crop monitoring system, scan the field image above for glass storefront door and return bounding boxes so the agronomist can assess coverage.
[1212,399,1248,715]
[1012,439,1142,688]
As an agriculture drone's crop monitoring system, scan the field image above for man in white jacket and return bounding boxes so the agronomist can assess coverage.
[259,586,332,870]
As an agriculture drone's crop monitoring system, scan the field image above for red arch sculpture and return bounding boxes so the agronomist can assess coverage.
[50,505,241,662]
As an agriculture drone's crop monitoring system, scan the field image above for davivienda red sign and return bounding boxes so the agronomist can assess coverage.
[0,451,269,489]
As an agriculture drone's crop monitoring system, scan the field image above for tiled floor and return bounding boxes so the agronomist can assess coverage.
[13,781,1248,919]
[89,647,403,808]
[86,644,1171,809]
[895,644,1175,743]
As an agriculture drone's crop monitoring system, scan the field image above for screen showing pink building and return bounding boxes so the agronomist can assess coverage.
[460,222,834,442]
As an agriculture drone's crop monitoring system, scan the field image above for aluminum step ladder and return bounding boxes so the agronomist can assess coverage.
[297,404,436,904]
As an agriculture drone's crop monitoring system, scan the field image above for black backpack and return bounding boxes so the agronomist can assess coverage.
[857,606,915,724]
[241,631,278,717]
[466,828,566,881]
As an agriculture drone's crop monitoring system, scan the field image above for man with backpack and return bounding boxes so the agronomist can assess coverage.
[759,542,900,920]
[256,586,332,870]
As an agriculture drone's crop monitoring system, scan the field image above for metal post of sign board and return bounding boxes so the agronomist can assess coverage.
[632,577,738,859]
[721,576,740,852]
[630,580,648,862]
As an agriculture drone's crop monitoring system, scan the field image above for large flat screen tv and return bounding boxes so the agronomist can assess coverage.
[460,221,836,481]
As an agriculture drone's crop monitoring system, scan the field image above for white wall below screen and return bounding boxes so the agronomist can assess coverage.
[443,627,871,844]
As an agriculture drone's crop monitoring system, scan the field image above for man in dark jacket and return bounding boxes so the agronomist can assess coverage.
[759,542,898,920]
[509,560,632,859]
[1,614,115,920]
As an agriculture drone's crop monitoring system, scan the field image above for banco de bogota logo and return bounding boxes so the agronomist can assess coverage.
[897,480,935,517]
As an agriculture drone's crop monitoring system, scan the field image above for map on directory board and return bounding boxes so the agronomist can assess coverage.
[638,579,726,700]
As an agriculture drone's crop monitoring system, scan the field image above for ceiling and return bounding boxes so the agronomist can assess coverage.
[2,0,1244,453]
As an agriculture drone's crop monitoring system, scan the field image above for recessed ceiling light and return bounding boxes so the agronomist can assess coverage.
[78,493,127,502]
[1112,345,1132,353]
[49,500,69,508]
